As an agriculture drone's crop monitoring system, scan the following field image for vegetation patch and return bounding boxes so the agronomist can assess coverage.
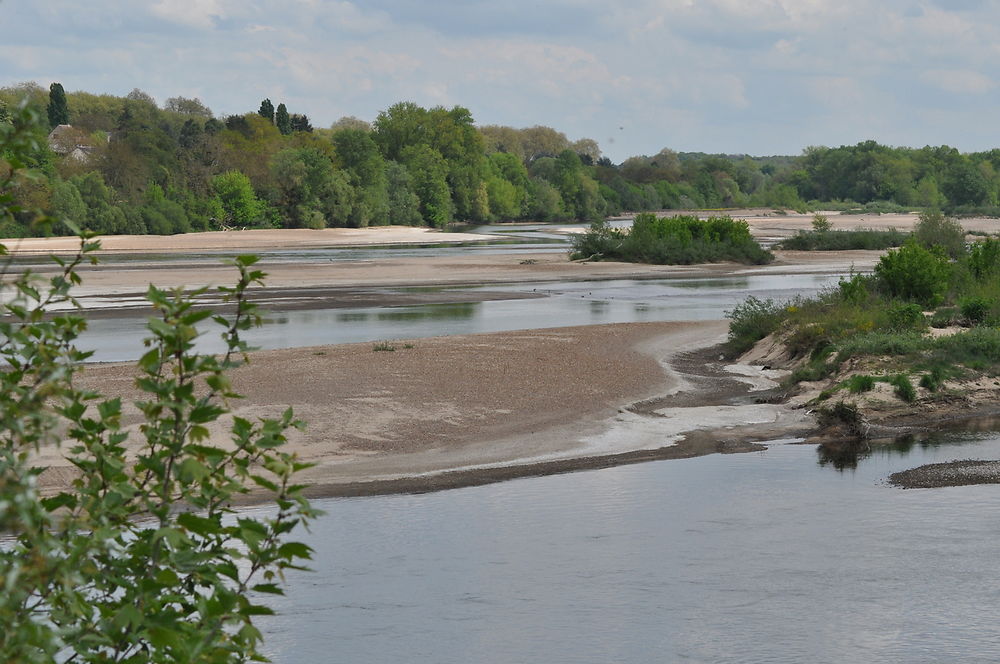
[731,211,1000,435]
[778,224,908,251]
[571,213,773,266]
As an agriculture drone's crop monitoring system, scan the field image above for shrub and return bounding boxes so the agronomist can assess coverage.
[959,296,991,326]
[811,213,832,233]
[873,242,951,306]
[778,228,907,251]
[967,237,1000,280]
[933,327,1000,368]
[886,302,927,331]
[919,366,948,392]
[816,401,866,437]
[838,272,872,303]
[930,307,959,328]
[788,358,835,384]
[724,296,786,357]
[835,331,929,362]
[0,106,317,661]
[889,373,917,402]
[913,210,966,259]
[844,374,877,393]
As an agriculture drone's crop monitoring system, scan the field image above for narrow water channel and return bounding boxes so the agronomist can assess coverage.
[77,273,841,362]
[255,432,1000,663]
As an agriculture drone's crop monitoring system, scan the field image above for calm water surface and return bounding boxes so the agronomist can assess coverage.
[78,273,840,362]
[256,433,1000,663]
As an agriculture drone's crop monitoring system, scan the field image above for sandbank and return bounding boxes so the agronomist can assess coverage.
[33,321,812,498]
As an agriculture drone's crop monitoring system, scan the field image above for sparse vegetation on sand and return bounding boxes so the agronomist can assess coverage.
[727,211,1000,437]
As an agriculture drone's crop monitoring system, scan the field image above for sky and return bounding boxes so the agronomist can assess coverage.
[3,0,1000,162]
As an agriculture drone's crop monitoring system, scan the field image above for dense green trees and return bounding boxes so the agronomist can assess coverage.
[9,81,1000,239]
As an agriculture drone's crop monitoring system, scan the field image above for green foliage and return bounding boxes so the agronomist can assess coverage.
[811,213,831,233]
[889,373,917,402]
[912,210,966,259]
[211,170,265,229]
[723,296,785,357]
[873,242,951,306]
[572,213,773,266]
[919,366,948,392]
[0,117,317,661]
[843,374,877,393]
[373,340,396,351]
[275,103,291,135]
[886,302,927,331]
[967,237,1000,280]
[258,98,275,123]
[930,307,959,328]
[46,82,69,129]
[778,228,908,251]
[815,401,865,437]
[959,296,991,326]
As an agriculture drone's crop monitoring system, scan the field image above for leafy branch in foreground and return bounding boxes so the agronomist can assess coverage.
[1,102,317,663]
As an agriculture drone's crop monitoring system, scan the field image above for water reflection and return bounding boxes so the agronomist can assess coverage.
[77,273,847,362]
[818,429,996,471]
[374,302,478,321]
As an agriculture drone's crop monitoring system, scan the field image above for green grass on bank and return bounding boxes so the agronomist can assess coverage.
[726,212,1000,389]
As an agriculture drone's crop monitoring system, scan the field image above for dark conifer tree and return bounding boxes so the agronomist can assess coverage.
[290,113,313,133]
[47,82,70,128]
[275,103,291,135]
[258,98,275,123]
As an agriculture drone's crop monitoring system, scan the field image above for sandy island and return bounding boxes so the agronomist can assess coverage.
[17,211,1000,497]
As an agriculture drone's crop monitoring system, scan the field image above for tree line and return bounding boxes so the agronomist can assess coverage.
[3,81,1000,237]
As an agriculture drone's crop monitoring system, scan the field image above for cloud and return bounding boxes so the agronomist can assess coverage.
[921,69,995,95]
[6,0,1000,159]
[149,0,226,29]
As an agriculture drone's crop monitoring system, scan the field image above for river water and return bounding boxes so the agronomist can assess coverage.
[78,273,840,362]
[254,431,1000,663]
[65,231,1000,660]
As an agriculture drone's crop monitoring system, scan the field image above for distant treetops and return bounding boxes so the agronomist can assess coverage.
[3,81,1000,239]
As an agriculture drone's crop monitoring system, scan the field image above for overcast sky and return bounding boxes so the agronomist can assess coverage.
[4,0,1000,162]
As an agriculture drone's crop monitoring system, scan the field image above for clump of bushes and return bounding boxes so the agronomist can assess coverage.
[570,213,773,266]
[779,228,908,251]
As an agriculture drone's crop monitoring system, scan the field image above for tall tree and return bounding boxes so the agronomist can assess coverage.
[47,82,69,128]
[258,98,274,123]
[290,113,312,133]
[275,103,291,135]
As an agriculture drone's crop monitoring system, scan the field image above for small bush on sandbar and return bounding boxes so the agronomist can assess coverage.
[889,373,917,402]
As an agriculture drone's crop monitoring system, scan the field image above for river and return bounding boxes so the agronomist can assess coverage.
[66,230,1000,660]
[254,431,1000,663]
